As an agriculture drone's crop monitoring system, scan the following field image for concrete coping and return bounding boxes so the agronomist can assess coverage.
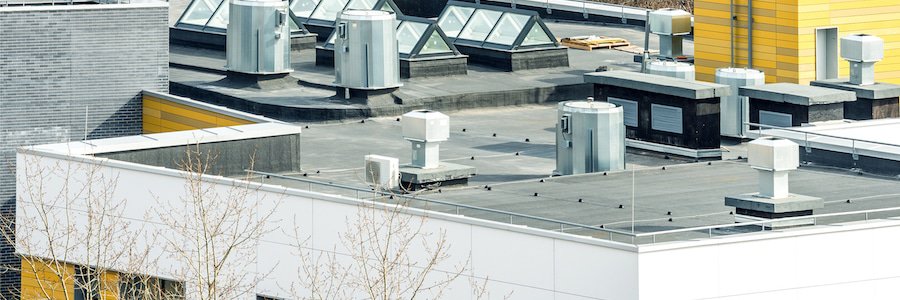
[810,79,900,100]
[739,83,857,106]
[584,70,731,100]
[725,193,824,213]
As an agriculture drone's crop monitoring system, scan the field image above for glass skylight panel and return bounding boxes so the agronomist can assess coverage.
[205,1,230,29]
[180,0,223,26]
[290,17,302,32]
[379,1,394,13]
[397,21,428,54]
[419,30,453,55]
[438,6,474,38]
[520,23,554,46]
[485,13,529,46]
[290,0,321,19]
[345,0,376,10]
[456,9,502,42]
[309,0,349,21]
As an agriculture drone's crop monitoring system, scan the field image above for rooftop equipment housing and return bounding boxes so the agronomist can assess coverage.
[401,110,450,169]
[647,61,695,80]
[364,154,400,190]
[649,8,691,59]
[174,0,314,50]
[555,100,625,176]
[317,15,468,78]
[289,0,402,39]
[840,34,884,86]
[716,68,766,138]
[437,1,568,71]
[725,137,823,228]
[334,10,402,90]
[226,0,293,75]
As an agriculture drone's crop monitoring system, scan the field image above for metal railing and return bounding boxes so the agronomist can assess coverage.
[745,122,900,160]
[247,169,900,245]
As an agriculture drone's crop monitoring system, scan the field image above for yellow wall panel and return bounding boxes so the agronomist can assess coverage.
[142,94,257,134]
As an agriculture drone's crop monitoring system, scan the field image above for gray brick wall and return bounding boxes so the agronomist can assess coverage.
[0,3,168,297]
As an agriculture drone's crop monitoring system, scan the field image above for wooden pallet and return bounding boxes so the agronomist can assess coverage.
[614,45,660,55]
[559,35,630,51]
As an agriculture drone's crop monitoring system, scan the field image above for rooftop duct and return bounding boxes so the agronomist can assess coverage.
[401,110,449,169]
[725,137,823,228]
[840,34,884,85]
[649,8,691,59]
[647,61,695,80]
[226,0,293,75]
[716,68,765,138]
[555,100,625,176]
[335,10,401,90]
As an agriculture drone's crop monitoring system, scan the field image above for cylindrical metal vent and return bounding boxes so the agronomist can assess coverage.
[335,10,401,90]
[556,101,625,176]
[647,61,695,80]
[225,0,292,75]
[716,68,765,138]
[840,34,884,85]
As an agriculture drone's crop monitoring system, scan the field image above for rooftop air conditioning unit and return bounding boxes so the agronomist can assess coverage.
[365,155,399,190]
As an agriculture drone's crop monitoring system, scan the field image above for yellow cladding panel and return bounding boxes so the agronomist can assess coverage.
[695,0,900,84]
[20,258,74,300]
[142,95,257,134]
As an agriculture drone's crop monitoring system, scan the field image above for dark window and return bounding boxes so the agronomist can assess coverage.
[119,274,185,300]
[74,266,100,300]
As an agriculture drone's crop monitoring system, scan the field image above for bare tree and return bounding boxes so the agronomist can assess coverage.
[3,152,162,300]
[293,165,489,299]
[156,144,279,300]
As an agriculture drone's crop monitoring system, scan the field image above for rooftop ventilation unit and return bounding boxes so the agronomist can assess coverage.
[365,154,400,190]
[649,8,691,59]
[226,0,292,75]
[647,61,695,81]
[555,100,625,176]
[716,68,765,138]
[401,110,449,169]
[840,34,884,85]
[725,137,823,228]
[335,10,401,90]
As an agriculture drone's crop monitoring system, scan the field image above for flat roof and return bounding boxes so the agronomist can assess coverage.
[810,79,900,99]
[26,123,301,156]
[753,118,900,161]
[740,83,856,105]
[584,70,730,99]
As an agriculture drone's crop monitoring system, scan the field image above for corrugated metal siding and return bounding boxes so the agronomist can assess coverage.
[0,5,168,298]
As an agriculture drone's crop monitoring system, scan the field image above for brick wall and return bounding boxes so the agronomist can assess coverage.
[0,3,168,297]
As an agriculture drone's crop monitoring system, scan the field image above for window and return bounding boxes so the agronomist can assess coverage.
[345,0,376,10]
[457,9,502,42]
[290,0,321,19]
[651,104,683,134]
[205,1,230,29]
[438,6,475,38]
[419,30,453,55]
[73,266,100,300]
[119,275,185,300]
[397,21,428,54]
[520,23,554,46]
[180,0,224,26]
[485,13,529,46]
[309,0,349,21]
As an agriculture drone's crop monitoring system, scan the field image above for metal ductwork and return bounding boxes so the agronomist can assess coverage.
[716,68,765,138]
[402,110,449,169]
[841,34,884,86]
[649,8,692,59]
[226,0,292,75]
[335,10,401,90]
[555,100,625,176]
[748,137,799,199]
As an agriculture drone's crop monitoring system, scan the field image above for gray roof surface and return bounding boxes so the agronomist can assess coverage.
[810,79,900,99]
[740,83,857,105]
[584,70,731,99]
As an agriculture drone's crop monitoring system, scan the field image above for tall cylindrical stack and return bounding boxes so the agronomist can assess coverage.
[556,101,625,176]
[335,10,401,90]
[226,0,292,74]
[716,68,765,138]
